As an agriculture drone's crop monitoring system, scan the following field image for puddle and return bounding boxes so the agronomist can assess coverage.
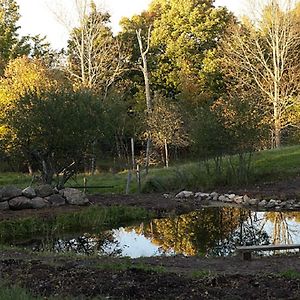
[13,207,300,258]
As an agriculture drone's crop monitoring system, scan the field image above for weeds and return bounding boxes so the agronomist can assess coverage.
[0,206,152,243]
[280,269,300,279]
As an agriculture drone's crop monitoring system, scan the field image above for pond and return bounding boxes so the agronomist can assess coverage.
[13,207,300,258]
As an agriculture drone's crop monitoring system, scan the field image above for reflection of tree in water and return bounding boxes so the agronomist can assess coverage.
[264,212,300,245]
[26,231,123,257]
[210,211,270,256]
[131,208,271,257]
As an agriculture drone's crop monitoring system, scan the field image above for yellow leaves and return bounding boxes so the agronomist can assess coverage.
[0,56,67,151]
[2,56,53,99]
[145,93,189,149]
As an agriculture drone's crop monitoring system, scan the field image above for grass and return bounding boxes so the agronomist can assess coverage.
[191,270,215,279]
[0,205,153,243]
[280,269,300,279]
[0,172,32,189]
[0,284,41,300]
[0,283,107,299]
[2,145,300,193]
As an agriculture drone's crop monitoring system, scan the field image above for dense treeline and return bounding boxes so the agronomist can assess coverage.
[1,0,300,183]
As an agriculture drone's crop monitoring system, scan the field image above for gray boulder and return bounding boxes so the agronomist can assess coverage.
[175,191,194,199]
[22,186,36,198]
[233,196,243,204]
[249,199,259,206]
[0,201,9,210]
[218,195,227,202]
[258,200,267,207]
[266,199,276,209]
[9,196,32,210]
[46,194,66,207]
[0,186,22,201]
[60,188,89,206]
[29,197,49,209]
[35,185,54,198]
[210,192,219,201]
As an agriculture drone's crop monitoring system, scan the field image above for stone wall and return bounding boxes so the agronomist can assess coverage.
[0,185,89,211]
[174,191,300,211]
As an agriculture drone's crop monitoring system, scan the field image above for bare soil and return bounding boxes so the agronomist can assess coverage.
[1,178,300,299]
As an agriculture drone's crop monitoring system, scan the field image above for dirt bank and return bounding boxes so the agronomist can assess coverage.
[0,249,299,299]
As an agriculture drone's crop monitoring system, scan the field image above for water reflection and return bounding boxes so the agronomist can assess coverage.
[15,208,300,258]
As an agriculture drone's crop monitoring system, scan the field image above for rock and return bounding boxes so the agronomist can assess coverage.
[218,195,227,202]
[266,199,276,209]
[249,199,258,206]
[60,188,89,206]
[258,200,267,207]
[228,194,236,200]
[243,195,250,202]
[175,191,194,198]
[0,186,22,201]
[9,196,32,210]
[279,201,286,208]
[233,196,243,204]
[22,186,36,198]
[35,184,54,197]
[210,192,219,201]
[0,201,9,210]
[194,192,209,199]
[29,197,49,209]
[46,194,66,207]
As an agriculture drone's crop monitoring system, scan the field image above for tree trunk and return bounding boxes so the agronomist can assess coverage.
[136,27,153,174]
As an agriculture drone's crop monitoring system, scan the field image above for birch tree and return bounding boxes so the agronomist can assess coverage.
[222,0,300,148]
[56,0,125,97]
[136,25,153,172]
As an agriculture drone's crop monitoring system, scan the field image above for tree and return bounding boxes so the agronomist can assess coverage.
[222,0,300,148]
[0,56,70,174]
[146,93,189,166]
[150,0,232,99]
[0,0,31,73]
[3,90,102,185]
[64,0,125,97]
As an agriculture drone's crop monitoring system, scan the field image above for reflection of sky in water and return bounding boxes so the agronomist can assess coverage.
[16,210,300,258]
[102,228,173,258]
[256,212,300,244]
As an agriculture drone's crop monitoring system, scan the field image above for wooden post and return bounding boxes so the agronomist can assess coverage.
[131,137,135,170]
[136,164,141,193]
[83,177,87,193]
[164,138,169,168]
[145,138,151,174]
[125,170,132,195]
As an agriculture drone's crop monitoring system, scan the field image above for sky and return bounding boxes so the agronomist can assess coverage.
[16,0,245,50]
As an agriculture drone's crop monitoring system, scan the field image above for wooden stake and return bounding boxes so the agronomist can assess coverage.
[164,138,169,168]
[125,170,132,195]
[131,137,135,170]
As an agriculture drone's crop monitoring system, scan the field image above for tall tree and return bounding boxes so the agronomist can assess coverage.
[149,0,232,99]
[0,56,70,171]
[222,0,300,148]
[0,0,31,73]
[65,0,125,97]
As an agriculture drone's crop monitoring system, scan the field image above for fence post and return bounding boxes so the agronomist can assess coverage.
[136,164,141,193]
[83,177,87,193]
[125,170,132,195]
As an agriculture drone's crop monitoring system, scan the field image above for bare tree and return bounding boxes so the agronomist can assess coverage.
[51,0,125,98]
[223,0,300,148]
[136,26,152,112]
[136,26,152,172]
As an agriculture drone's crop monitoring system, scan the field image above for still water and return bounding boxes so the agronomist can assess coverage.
[16,207,300,258]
